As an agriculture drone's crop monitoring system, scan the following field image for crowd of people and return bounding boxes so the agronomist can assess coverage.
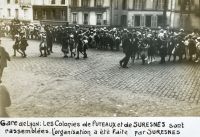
[0,19,200,67]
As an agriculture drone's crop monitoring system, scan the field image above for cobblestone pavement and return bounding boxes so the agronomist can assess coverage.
[1,37,200,117]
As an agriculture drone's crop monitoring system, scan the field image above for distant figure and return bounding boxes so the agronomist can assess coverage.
[39,35,48,57]
[0,85,11,117]
[0,38,11,83]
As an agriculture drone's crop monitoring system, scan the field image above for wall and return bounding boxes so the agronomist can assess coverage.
[0,0,33,21]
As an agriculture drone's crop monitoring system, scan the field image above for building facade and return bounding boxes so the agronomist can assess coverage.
[110,0,128,26]
[169,0,200,30]
[111,0,200,30]
[0,0,32,22]
[126,0,169,28]
[0,0,199,29]
[69,0,111,26]
[32,0,69,25]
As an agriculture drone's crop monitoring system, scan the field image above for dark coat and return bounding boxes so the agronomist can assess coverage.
[122,38,133,56]
[188,39,196,55]
[158,38,167,57]
[0,85,11,117]
[0,46,10,68]
[20,37,28,51]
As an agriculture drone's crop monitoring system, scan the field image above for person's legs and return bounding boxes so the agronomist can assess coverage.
[123,55,130,68]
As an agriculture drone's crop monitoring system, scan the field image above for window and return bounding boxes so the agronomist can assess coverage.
[83,13,89,25]
[115,0,118,9]
[8,9,11,17]
[180,0,193,11]
[72,13,78,24]
[24,9,28,19]
[135,15,141,27]
[51,0,55,4]
[42,10,47,19]
[95,0,104,7]
[51,10,56,19]
[61,0,65,4]
[7,0,10,4]
[121,15,127,26]
[157,0,165,10]
[15,9,19,18]
[153,0,158,9]
[96,14,102,25]
[122,0,127,10]
[178,0,193,5]
[15,0,18,4]
[60,10,65,20]
[114,15,118,25]
[71,0,78,6]
[133,0,143,10]
[82,0,90,7]
[145,15,152,27]
[34,10,38,19]
[157,15,163,27]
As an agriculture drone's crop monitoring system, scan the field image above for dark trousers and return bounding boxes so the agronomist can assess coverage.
[160,56,166,64]
[76,49,87,59]
[120,53,131,67]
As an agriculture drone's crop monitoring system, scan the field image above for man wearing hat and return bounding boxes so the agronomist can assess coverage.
[75,34,83,59]
[46,27,53,54]
[188,35,196,61]
[0,38,10,83]
[120,33,133,68]
[158,36,167,64]
[69,35,76,58]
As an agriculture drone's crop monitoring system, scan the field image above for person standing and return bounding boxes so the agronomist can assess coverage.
[20,34,29,58]
[46,26,53,54]
[158,36,167,64]
[0,39,10,83]
[69,35,76,58]
[120,33,133,68]
[188,35,196,62]
[39,35,48,57]
[75,34,83,60]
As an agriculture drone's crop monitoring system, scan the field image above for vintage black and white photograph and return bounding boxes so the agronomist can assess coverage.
[0,0,200,117]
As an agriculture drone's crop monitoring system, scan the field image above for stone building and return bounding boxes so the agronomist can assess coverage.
[32,0,69,25]
[111,0,200,30]
[110,0,128,26]
[0,0,32,22]
[169,0,200,30]
[69,0,111,26]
